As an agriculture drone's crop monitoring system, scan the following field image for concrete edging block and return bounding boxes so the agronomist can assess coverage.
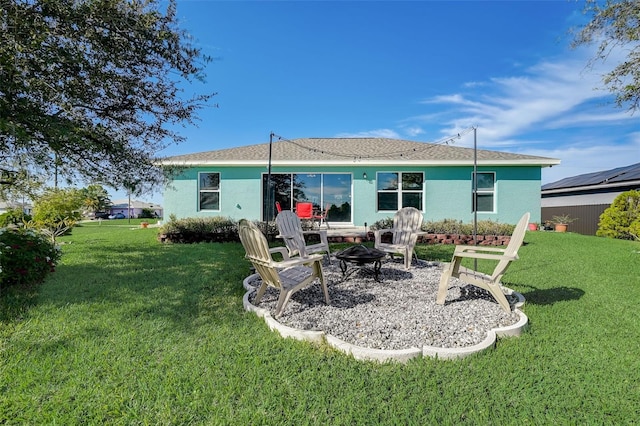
[242,291,269,318]
[494,309,528,337]
[325,334,422,363]
[423,331,497,360]
[263,314,325,344]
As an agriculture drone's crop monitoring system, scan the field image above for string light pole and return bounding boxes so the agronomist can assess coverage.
[264,132,274,235]
[473,126,478,246]
[472,126,479,272]
[265,132,284,237]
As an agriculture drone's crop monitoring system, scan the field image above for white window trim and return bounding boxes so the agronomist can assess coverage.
[376,171,425,212]
[473,171,496,213]
[198,171,221,211]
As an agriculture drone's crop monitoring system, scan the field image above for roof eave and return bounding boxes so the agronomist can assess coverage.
[160,159,561,167]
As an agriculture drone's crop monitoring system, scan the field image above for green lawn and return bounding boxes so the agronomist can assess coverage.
[1,223,639,424]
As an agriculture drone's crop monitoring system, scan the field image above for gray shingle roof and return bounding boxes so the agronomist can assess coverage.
[162,137,559,166]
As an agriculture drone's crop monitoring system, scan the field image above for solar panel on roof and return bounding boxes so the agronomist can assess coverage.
[542,163,640,190]
[609,165,640,183]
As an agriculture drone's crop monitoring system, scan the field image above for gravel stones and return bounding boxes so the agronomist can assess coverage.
[245,257,522,350]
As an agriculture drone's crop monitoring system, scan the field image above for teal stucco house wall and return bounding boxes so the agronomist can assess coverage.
[161,138,560,227]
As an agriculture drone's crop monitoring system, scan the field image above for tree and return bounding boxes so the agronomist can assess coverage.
[81,184,112,214]
[0,0,215,193]
[0,153,46,205]
[31,187,85,242]
[572,0,640,112]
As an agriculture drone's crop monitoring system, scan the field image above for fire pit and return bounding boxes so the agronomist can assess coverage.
[334,245,387,281]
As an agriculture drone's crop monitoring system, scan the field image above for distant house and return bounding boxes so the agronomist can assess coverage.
[109,199,163,219]
[161,137,559,227]
[0,201,33,216]
[541,163,640,235]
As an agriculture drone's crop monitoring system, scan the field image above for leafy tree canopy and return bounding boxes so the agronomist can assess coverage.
[81,184,112,213]
[573,0,640,111]
[0,0,214,193]
[32,187,83,226]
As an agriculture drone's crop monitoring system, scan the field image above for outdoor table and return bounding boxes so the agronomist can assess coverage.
[335,245,386,281]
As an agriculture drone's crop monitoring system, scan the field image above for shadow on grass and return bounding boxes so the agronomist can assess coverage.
[0,285,40,323]
[6,241,253,332]
[519,284,585,306]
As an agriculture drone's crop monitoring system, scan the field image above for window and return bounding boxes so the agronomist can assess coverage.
[199,172,220,210]
[376,172,424,211]
[472,172,495,212]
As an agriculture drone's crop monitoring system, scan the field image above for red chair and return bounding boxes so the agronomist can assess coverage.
[313,203,331,229]
[275,201,282,213]
[295,202,313,220]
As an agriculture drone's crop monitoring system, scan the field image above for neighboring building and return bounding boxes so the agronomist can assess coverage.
[109,199,163,219]
[161,137,560,227]
[0,201,33,216]
[541,163,640,235]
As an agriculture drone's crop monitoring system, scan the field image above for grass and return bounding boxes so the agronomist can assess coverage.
[1,222,639,424]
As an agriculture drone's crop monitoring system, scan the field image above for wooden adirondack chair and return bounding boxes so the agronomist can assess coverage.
[238,219,330,317]
[275,210,331,263]
[374,207,423,269]
[436,212,531,312]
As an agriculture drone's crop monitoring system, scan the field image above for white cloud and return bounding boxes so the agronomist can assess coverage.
[443,63,609,144]
[520,133,640,184]
[402,126,425,137]
[340,45,639,184]
[334,129,401,139]
[405,46,640,185]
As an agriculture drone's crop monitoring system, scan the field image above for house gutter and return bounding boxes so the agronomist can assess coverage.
[160,159,561,167]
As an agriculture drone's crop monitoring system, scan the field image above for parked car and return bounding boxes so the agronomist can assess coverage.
[108,213,126,219]
[93,212,110,219]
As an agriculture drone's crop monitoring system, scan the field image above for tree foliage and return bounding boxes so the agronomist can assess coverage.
[596,190,640,240]
[0,155,47,204]
[0,0,214,192]
[573,0,640,111]
[0,207,31,227]
[31,188,84,241]
[81,184,112,214]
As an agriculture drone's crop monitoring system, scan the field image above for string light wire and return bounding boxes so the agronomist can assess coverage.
[269,127,476,161]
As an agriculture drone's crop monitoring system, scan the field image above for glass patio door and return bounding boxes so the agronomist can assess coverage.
[262,173,352,223]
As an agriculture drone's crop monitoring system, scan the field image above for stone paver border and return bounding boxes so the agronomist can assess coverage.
[243,274,528,363]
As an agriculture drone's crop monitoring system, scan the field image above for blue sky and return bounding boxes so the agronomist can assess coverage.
[119,0,639,204]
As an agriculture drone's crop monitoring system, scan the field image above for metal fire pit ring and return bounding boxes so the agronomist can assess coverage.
[334,245,387,281]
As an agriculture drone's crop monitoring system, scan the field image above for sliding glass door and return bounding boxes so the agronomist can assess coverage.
[263,173,352,223]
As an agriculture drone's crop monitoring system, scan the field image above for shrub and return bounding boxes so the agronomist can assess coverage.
[371,217,516,236]
[597,190,640,240]
[138,208,155,219]
[422,219,470,234]
[0,228,61,289]
[32,188,83,241]
[369,217,394,231]
[0,208,32,227]
[160,217,240,243]
[629,220,640,241]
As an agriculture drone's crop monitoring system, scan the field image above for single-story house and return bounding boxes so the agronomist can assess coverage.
[0,201,33,216]
[161,137,560,227]
[541,162,640,235]
[109,199,163,219]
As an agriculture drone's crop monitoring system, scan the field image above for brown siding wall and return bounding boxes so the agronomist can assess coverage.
[541,204,609,235]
